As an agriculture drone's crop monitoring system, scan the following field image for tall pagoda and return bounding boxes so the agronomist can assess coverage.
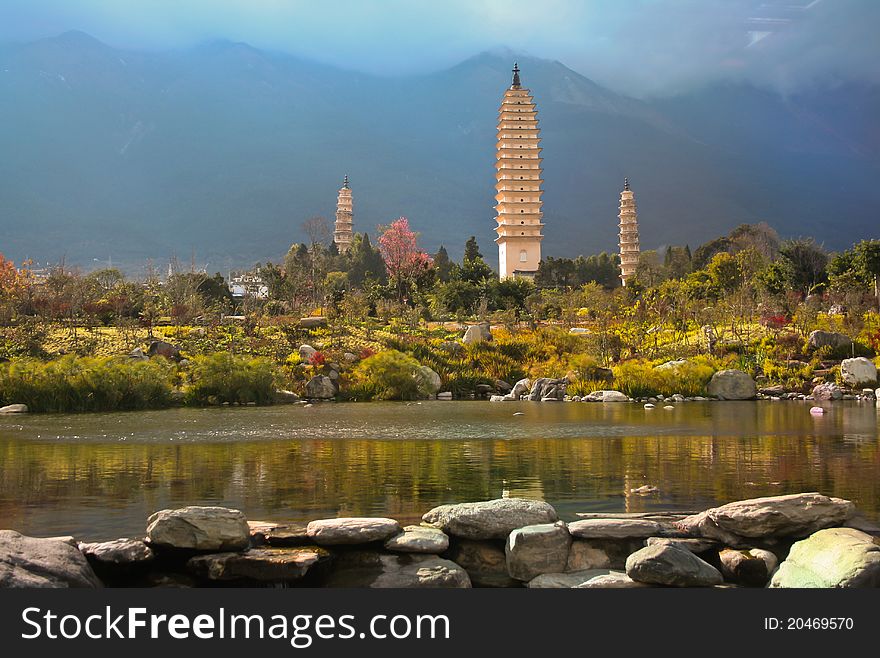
[618,178,640,286]
[334,174,353,253]
[494,63,544,279]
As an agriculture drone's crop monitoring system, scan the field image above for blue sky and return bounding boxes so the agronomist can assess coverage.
[1,0,877,96]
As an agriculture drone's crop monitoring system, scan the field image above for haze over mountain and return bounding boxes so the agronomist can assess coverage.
[0,31,878,273]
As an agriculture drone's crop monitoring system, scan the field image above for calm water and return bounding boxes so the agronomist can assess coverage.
[0,401,878,541]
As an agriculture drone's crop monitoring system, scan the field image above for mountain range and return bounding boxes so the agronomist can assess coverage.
[0,31,878,273]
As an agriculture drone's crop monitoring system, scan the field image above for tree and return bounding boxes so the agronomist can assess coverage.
[377,217,433,302]
[854,239,880,310]
[464,236,482,261]
[433,245,453,283]
[778,238,828,295]
[348,233,386,288]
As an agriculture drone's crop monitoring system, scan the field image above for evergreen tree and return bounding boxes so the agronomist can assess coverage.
[464,236,482,261]
[434,245,453,283]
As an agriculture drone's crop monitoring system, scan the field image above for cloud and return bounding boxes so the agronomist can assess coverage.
[0,0,876,96]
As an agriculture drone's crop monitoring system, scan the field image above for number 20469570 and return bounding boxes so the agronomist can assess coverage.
[764,617,854,631]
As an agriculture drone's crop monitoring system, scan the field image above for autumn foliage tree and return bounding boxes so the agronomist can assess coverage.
[377,217,433,302]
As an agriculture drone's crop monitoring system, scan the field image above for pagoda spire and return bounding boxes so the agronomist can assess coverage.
[333,175,353,253]
[495,63,543,279]
[618,178,640,286]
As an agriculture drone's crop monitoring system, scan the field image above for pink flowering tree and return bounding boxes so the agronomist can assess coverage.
[378,217,434,302]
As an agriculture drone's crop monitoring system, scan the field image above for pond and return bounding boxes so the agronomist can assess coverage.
[0,400,878,540]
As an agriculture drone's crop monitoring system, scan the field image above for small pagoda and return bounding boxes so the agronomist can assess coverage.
[618,178,640,286]
[333,175,353,253]
[494,63,544,280]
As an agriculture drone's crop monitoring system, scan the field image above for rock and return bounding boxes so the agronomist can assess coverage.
[422,498,558,540]
[305,375,336,399]
[812,383,843,401]
[505,522,571,581]
[718,548,776,587]
[490,395,506,402]
[78,538,154,569]
[677,493,855,542]
[127,347,149,361]
[415,366,442,395]
[511,378,531,399]
[298,344,317,361]
[840,357,878,386]
[248,521,310,547]
[527,569,612,588]
[644,403,655,409]
[325,552,470,588]
[384,526,449,554]
[656,359,687,370]
[576,571,654,588]
[645,537,720,554]
[306,517,401,545]
[188,547,327,582]
[343,352,358,362]
[147,340,181,360]
[436,391,453,400]
[495,380,512,394]
[810,406,825,415]
[807,330,851,350]
[626,544,723,587]
[707,369,756,400]
[0,531,102,588]
[566,540,611,571]
[584,390,629,402]
[299,316,327,329]
[528,377,567,401]
[0,403,28,414]
[275,390,300,403]
[631,485,659,495]
[462,323,491,345]
[146,506,250,552]
[769,528,880,588]
[444,539,518,587]
[568,518,662,539]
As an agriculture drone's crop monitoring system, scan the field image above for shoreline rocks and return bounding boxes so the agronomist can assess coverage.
[423,498,558,540]
[146,506,250,552]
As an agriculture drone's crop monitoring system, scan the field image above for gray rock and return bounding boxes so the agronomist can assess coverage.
[444,539,520,587]
[275,389,300,404]
[707,369,757,400]
[78,538,154,567]
[146,506,250,552]
[248,521,310,547]
[505,522,571,581]
[807,330,851,350]
[298,344,318,361]
[770,528,880,588]
[568,518,662,539]
[415,366,442,395]
[0,403,28,414]
[655,359,687,370]
[384,526,449,554]
[678,493,855,541]
[324,552,471,588]
[566,539,612,571]
[490,395,506,402]
[127,347,149,361]
[305,375,336,399]
[840,357,878,386]
[576,570,654,588]
[495,380,512,394]
[511,378,531,399]
[343,352,358,363]
[462,323,491,345]
[436,391,453,400]
[306,517,401,545]
[645,537,720,554]
[812,382,843,401]
[528,377,567,401]
[0,530,102,588]
[583,390,629,402]
[626,544,723,587]
[147,340,181,360]
[299,316,327,329]
[422,498,558,540]
[718,547,777,587]
[527,569,612,588]
[187,547,327,582]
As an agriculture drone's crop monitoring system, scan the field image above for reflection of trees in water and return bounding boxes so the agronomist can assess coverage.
[0,425,878,540]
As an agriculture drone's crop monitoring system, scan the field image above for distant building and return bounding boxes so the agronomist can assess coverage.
[495,63,544,280]
[334,174,353,253]
[618,178,640,286]
[229,271,268,300]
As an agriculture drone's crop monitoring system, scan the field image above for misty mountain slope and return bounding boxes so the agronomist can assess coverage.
[0,32,877,272]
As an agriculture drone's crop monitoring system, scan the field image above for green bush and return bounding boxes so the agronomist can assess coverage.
[185,352,277,405]
[610,359,715,398]
[350,349,428,401]
[0,355,174,412]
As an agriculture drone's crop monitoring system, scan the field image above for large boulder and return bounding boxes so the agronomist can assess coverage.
[0,531,102,588]
[808,330,851,351]
[840,357,878,386]
[566,540,612,571]
[147,340,182,361]
[298,344,318,361]
[187,547,327,582]
[248,521,310,547]
[78,538,154,573]
[0,404,28,414]
[146,506,250,552]
[422,498,558,540]
[414,366,442,395]
[306,517,401,545]
[528,377,567,401]
[299,316,327,329]
[305,375,336,399]
[812,382,843,401]
[626,544,723,587]
[568,518,662,539]
[462,323,491,345]
[718,548,777,587]
[707,369,756,400]
[324,552,471,588]
[511,378,531,399]
[505,522,571,581]
[384,526,449,554]
[769,528,880,588]
[576,571,654,588]
[583,390,629,402]
[527,569,612,588]
[677,493,855,543]
[444,539,519,587]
